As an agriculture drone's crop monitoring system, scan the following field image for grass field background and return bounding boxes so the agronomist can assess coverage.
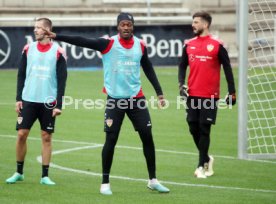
[0,68,276,204]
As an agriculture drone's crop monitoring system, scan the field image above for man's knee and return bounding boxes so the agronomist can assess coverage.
[105,131,119,145]
[17,129,29,143]
[138,127,154,145]
[41,131,52,143]
[199,123,211,136]
[188,121,199,136]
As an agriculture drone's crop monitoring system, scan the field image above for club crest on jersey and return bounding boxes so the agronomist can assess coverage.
[106,118,113,127]
[17,116,23,124]
[207,44,214,52]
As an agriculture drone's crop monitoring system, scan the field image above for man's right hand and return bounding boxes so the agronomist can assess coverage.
[42,28,56,39]
[179,85,189,101]
[15,101,23,113]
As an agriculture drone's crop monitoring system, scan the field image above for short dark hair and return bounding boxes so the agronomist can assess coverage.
[36,17,52,31]
[192,11,212,28]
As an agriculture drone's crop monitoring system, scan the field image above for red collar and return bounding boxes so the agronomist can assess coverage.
[37,41,52,52]
[118,34,134,49]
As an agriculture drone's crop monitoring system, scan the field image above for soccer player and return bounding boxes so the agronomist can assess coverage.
[178,11,236,178]
[6,18,67,185]
[43,12,170,194]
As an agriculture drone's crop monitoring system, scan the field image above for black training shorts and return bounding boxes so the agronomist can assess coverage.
[104,96,152,132]
[16,101,56,133]
[186,96,218,124]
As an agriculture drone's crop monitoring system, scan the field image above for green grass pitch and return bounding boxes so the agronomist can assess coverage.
[0,68,275,204]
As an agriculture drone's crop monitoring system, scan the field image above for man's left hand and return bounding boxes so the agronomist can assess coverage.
[52,108,62,117]
[158,95,166,108]
[225,93,236,106]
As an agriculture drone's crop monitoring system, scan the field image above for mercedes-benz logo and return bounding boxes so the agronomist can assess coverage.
[0,30,11,66]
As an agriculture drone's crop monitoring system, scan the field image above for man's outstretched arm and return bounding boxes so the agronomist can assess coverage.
[43,28,110,52]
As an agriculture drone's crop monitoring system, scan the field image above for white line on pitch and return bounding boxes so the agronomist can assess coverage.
[1,134,276,164]
[0,103,14,105]
[35,145,276,194]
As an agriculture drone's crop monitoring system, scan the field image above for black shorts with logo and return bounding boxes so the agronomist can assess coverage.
[186,96,218,125]
[104,96,152,132]
[16,101,56,133]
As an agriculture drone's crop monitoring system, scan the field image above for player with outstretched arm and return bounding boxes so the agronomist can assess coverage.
[43,12,170,195]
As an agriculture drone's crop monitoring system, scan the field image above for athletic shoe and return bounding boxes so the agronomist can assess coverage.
[194,166,207,178]
[205,155,214,177]
[6,172,24,184]
[40,177,56,185]
[147,179,170,193]
[100,183,112,195]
